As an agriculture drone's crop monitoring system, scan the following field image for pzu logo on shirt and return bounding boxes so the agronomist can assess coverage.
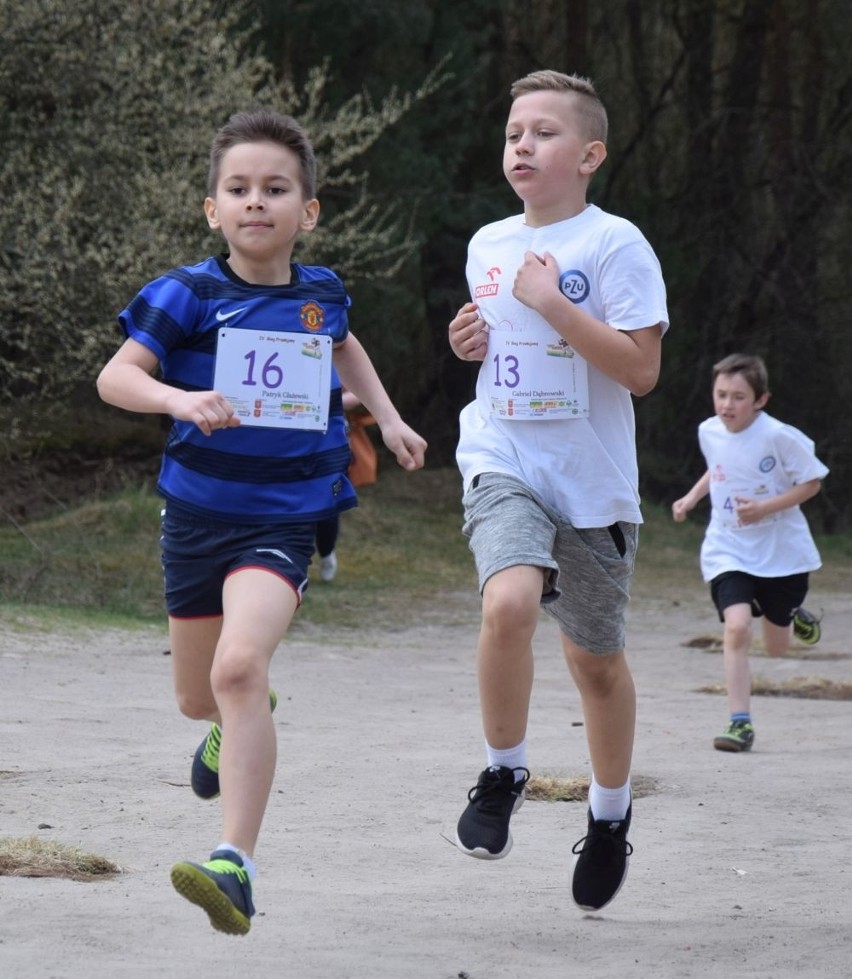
[559,270,590,304]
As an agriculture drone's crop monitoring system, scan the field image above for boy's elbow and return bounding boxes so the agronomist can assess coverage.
[629,365,660,397]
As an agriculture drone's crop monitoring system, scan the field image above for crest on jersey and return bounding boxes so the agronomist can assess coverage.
[300,301,325,332]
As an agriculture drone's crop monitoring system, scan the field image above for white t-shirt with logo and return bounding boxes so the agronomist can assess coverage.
[697,411,828,581]
[456,204,669,527]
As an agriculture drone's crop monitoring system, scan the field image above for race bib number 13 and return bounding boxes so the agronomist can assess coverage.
[213,328,332,431]
[484,332,590,420]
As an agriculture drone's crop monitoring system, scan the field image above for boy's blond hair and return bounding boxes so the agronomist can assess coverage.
[510,70,608,144]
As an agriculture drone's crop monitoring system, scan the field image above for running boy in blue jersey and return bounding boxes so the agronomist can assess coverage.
[97,109,426,935]
[448,71,668,912]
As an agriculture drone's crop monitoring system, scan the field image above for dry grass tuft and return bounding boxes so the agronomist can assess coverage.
[526,773,658,803]
[0,836,121,881]
[697,675,852,701]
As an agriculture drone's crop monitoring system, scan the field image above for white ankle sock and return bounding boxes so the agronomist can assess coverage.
[216,843,256,880]
[486,739,528,781]
[588,777,631,822]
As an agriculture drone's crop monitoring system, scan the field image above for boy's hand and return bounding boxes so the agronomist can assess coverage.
[448,302,488,361]
[380,420,427,472]
[734,497,764,525]
[168,389,241,436]
[671,497,693,522]
[513,251,559,310]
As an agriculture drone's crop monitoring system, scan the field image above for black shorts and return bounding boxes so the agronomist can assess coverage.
[160,506,316,618]
[710,571,809,627]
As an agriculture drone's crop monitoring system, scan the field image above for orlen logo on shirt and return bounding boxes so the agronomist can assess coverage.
[474,266,501,298]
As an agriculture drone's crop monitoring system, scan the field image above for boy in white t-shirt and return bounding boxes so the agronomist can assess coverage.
[448,70,668,912]
[673,353,828,752]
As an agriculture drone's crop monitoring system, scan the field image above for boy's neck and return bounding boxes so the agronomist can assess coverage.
[522,200,590,229]
[226,253,295,286]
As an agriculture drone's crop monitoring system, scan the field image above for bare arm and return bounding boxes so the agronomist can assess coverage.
[96,337,240,436]
[513,250,662,396]
[672,471,711,522]
[333,333,426,471]
[734,478,822,526]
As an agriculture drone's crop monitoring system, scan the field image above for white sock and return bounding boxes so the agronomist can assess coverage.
[588,777,631,822]
[486,738,528,781]
[215,842,256,880]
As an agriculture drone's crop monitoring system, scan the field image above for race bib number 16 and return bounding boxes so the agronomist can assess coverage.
[213,328,332,431]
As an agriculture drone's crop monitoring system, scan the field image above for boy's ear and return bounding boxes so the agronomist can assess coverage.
[755,391,770,411]
[580,140,607,175]
[204,197,220,230]
[300,198,320,232]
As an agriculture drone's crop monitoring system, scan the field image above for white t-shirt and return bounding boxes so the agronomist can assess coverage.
[456,204,669,527]
[697,411,828,581]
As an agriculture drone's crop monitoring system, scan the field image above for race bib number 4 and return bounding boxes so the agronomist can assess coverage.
[213,328,332,431]
[483,332,590,420]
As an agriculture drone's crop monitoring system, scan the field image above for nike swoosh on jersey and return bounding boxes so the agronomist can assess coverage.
[215,307,248,322]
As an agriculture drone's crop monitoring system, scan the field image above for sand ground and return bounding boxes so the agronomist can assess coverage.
[1,583,850,979]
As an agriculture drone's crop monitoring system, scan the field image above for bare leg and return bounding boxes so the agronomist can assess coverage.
[477,565,544,749]
[213,569,298,858]
[721,603,754,714]
[169,616,223,722]
[762,618,793,658]
[562,636,635,788]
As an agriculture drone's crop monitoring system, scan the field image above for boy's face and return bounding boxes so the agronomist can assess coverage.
[204,140,319,269]
[713,371,768,433]
[503,90,605,223]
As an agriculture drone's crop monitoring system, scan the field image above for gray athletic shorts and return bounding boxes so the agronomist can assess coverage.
[462,472,638,655]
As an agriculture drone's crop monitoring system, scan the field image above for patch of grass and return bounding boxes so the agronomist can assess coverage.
[697,676,852,700]
[0,836,121,881]
[0,467,849,634]
[526,773,658,803]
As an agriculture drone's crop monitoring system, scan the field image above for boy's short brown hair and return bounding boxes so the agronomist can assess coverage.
[712,353,770,400]
[208,109,317,198]
[510,70,608,144]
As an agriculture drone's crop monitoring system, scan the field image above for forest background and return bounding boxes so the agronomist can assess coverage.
[1,0,850,530]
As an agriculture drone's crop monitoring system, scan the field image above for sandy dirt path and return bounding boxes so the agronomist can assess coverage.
[1,583,850,978]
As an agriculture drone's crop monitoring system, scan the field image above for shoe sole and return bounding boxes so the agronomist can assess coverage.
[454,794,524,860]
[794,627,821,645]
[170,863,251,935]
[713,738,753,752]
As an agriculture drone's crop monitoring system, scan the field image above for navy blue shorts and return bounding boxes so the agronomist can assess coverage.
[160,506,316,618]
[710,570,809,627]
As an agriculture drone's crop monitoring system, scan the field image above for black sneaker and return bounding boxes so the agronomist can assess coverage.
[455,765,529,859]
[792,607,822,645]
[571,805,633,911]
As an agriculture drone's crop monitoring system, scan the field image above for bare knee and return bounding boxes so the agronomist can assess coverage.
[175,689,216,721]
[210,643,268,702]
[565,643,630,698]
[481,568,543,640]
[723,619,753,651]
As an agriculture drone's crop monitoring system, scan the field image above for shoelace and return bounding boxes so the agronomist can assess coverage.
[468,768,529,810]
[204,858,250,883]
[200,724,222,770]
[572,825,633,858]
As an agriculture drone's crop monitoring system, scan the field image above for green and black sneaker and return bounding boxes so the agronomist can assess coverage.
[171,849,255,935]
[713,719,755,752]
[792,607,822,646]
[191,690,278,799]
